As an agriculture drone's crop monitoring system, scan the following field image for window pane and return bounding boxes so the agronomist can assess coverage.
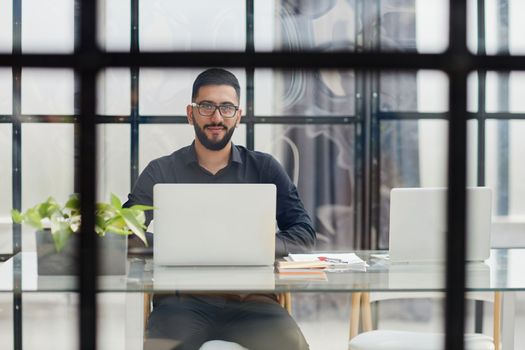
[467,72,479,113]
[98,0,131,51]
[379,119,478,248]
[416,0,449,53]
[139,0,245,51]
[259,0,449,53]
[382,0,418,51]
[257,0,356,52]
[21,69,74,115]
[97,124,130,202]
[255,124,355,251]
[0,68,12,115]
[139,69,246,116]
[0,0,12,53]
[484,0,525,55]
[97,69,131,116]
[416,70,448,113]
[0,125,12,255]
[380,70,473,113]
[509,0,525,55]
[486,120,525,216]
[253,0,276,51]
[379,120,441,248]
[21,124,74,252]
[486,71,525,113]
[139,124,246,173]
[380,71,418,112]
[22,0,74,53]
[486,120,525,248]
[255,69,355,116]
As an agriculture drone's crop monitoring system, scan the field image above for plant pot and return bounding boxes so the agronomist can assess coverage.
[36,229,128,276]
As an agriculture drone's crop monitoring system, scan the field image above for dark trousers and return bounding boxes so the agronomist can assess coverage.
[145,294,309,350]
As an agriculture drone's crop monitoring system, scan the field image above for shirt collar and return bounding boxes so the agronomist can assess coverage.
[183,141,243,165]
[230,143,243,164]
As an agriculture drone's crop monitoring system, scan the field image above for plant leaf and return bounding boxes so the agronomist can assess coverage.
[106,216,126,229]
[129,204,155,211]
[65,194,80,210]
[26,208,44,230]
[105,226,132,236]
[51,227,73,253]
[95,215,107,233]
[96,202,112,212]
[11,209,23,224]
[120,209,148,246]
[110,193,122,209]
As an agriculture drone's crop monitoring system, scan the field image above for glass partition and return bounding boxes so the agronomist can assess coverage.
[1,0,525,349]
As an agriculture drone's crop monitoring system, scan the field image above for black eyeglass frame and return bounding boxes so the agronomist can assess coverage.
[191,102,240,118]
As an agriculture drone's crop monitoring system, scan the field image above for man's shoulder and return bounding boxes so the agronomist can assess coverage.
[234,144,275,162]
[147,145,191,167]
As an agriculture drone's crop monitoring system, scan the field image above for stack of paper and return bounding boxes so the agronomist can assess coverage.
[278,253,368,273]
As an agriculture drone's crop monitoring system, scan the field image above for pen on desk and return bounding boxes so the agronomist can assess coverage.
[318,256,346,264]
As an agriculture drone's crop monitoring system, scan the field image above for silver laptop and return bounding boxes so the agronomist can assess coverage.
[389,187,492,263]
[153,184,276,266]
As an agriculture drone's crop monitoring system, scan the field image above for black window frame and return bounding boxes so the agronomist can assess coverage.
[1,0,524,349]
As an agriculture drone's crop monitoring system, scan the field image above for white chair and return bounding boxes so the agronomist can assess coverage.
[349,291,502,350]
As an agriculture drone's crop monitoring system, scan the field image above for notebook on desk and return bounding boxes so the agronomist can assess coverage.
[388,187,492,263]
[153,183,276,266]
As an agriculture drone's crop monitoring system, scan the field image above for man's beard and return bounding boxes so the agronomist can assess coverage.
[192,115,237,151]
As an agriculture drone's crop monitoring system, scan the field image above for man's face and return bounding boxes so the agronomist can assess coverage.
[187,84,242,151]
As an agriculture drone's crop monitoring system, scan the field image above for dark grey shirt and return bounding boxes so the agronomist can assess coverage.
[124,142,316,257]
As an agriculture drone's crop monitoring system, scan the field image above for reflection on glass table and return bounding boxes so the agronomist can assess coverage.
[1,249,524,292]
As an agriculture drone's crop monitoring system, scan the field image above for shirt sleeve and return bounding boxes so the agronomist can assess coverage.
[266,156,316,257]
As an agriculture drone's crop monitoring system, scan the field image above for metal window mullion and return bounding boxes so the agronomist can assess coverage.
[245,0,255,150]
[370,70,380,250]
[78,1,98,349]
[370,0,381,249]
[361,0,381,250]
[353,0,365,249]
[496,0,510,216]
[476,0,487,188]
[369,0,381,250]
[5,51,525,70]
[445,1,469,350]
[12,0,22,347]
[474,0,487,334]
[74,0,81,193]
[130,0,140,188]
[354,70,365,249]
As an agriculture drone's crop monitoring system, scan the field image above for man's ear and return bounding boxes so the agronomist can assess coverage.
[186,104,194,125]
[235,108,243,127]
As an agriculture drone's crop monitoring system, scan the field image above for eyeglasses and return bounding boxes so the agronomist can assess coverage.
[191,102,239,118]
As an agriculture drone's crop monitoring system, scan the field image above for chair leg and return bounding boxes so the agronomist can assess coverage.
[493,291,501,350]
[361,292,372,332]
[284,292,292,314]
[277,292,292,314]
[350,292,361,339]
[144,293,152,332]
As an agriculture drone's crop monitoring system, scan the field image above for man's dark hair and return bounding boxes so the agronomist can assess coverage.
[192,68,241,102]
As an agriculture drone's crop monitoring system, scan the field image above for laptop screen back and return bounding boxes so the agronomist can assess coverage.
[153,184,276,266]
[389,187,492,263]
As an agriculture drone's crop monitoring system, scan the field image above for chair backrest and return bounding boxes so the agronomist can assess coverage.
[350,291,502,350]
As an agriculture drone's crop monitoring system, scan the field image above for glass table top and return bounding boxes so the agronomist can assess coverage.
[1,249,524,293]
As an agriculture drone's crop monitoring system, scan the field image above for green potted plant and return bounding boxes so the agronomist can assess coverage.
[11,193,153,275]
